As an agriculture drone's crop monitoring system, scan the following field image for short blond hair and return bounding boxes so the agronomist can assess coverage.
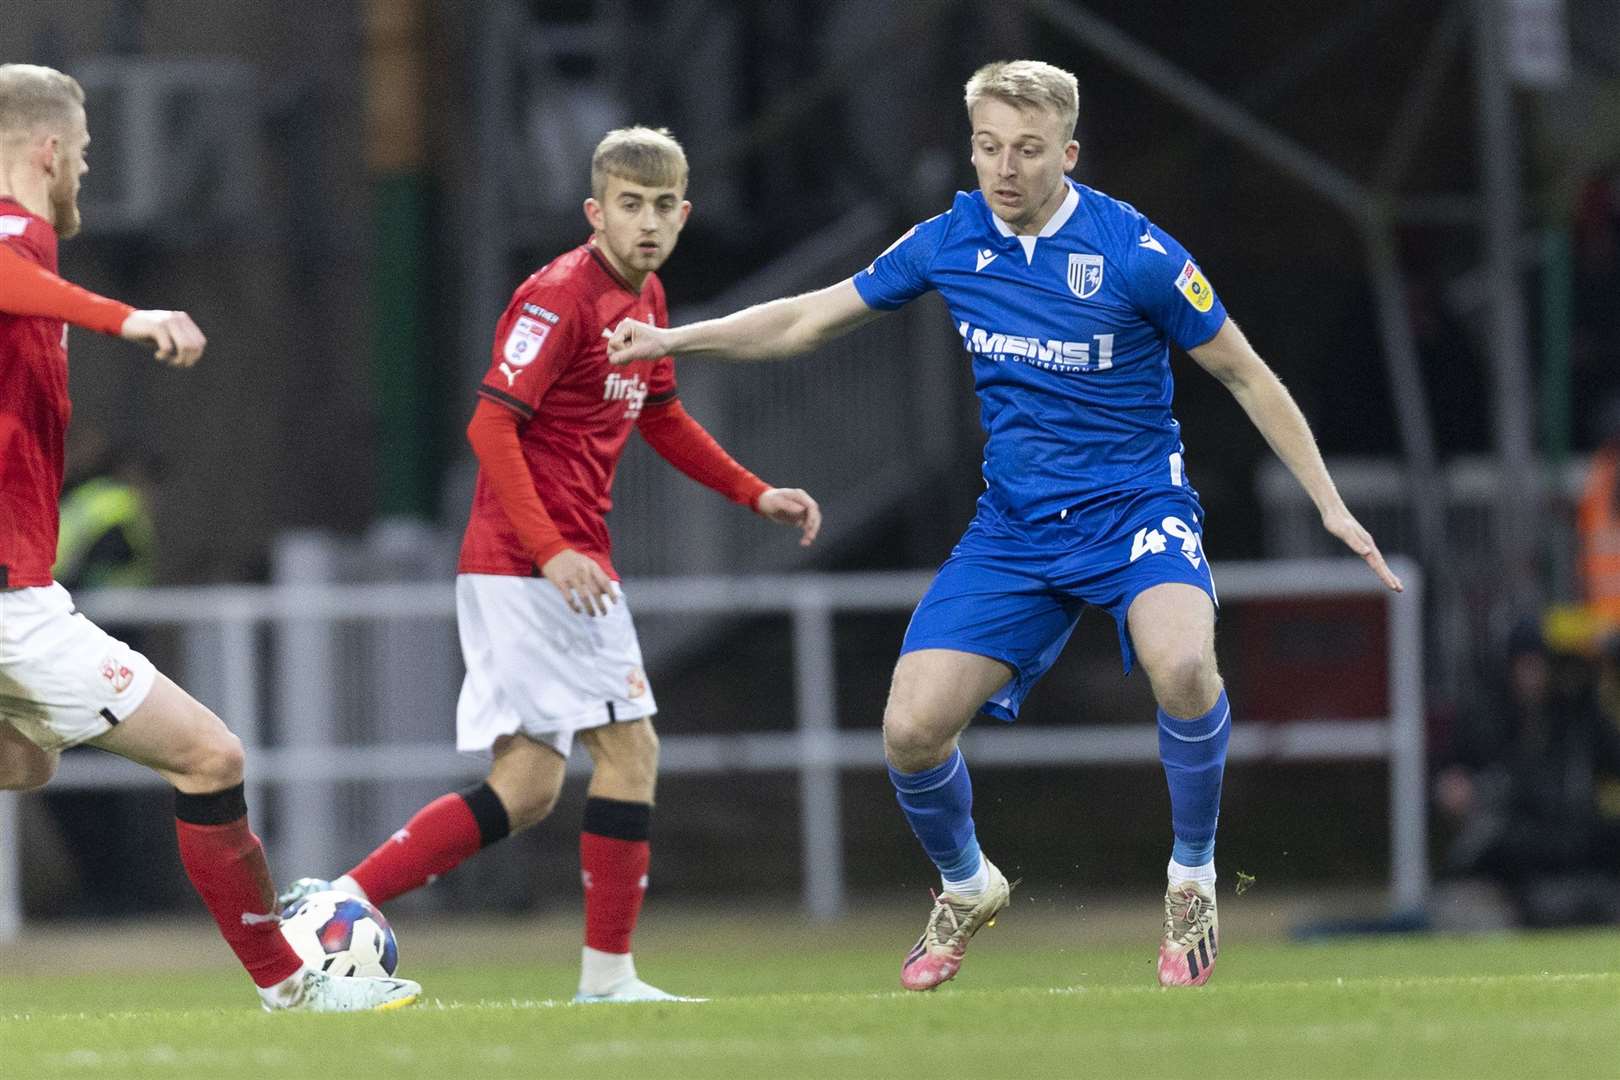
[963,60,1079,139]
[0,64,84,139]
[591,126,688,200]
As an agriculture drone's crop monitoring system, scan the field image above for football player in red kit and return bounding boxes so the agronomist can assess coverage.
[280,126,821,1002]
[0,63,417,1011]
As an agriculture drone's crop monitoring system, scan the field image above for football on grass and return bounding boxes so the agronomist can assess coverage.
[280,890,400,978]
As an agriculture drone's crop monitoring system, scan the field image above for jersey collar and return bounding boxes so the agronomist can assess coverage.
[585,238,644,296]
[0,196,42,224]
[989,180,1079,264]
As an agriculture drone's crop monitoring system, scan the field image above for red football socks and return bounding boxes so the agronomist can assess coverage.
[348,783,511,905]
[580,798,652,954]
[173,785,303,989]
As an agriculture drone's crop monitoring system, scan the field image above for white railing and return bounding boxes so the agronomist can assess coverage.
[0,560,1423,940]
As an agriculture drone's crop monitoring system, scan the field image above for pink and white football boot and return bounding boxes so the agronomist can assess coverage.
[1157,879,1219,987]
[900,859,1013,991]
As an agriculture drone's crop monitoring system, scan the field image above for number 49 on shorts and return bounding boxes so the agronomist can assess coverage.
[1130,516,1203,568]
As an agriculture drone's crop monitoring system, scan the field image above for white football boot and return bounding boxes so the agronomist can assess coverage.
[277,875,366,913]
[572,977,706,1004]
[261,968,420,1012]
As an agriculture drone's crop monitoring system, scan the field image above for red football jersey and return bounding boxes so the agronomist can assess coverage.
[458,242,677,580]
[0,200,71,588]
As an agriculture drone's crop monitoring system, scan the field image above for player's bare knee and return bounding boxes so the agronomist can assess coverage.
[582,723,659,797]
[23,750,57,790]
[883,705,952,772]
[1150,654,1222,718]
[0,748,57,791]
[199,731,246,790]
[175,727,245,792]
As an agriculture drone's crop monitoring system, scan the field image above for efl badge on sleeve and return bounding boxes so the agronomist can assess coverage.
[503,316,551,368]
[1067,253,1104,300]
[1174,259,1215,313]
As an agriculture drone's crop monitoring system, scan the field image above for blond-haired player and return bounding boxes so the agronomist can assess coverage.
[281,126,820,1002]
[0,63,417,1011]
[609,62,1400,989]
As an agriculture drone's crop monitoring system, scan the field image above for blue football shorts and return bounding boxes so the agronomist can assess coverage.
[900,488,1218,722]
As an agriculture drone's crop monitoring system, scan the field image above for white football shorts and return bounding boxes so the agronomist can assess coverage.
[454,573,657,759]
[0,583,157,751]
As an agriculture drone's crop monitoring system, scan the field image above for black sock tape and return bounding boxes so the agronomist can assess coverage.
[582,797,651,842]
[458,781,511,847]
[173,782,248,825]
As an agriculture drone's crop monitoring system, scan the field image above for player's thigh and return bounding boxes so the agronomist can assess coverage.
[0,721,57,791]
[884,648,1016,767]
[0,585,157,750]
[900,544,1078,729]
[577,718,659,801]
[486,732,568,830]
[1126,582,1220,710]
[88,673,244,794]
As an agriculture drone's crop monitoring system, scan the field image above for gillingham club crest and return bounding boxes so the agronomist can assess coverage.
[1067,253,1104,299]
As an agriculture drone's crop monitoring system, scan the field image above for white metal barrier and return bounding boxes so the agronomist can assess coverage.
[0,560,1423,940]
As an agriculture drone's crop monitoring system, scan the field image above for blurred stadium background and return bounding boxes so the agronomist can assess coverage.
[1,0,1619,949]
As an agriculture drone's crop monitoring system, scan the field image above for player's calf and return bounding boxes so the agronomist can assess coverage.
[578,719,658,802]
[170,727,245,794]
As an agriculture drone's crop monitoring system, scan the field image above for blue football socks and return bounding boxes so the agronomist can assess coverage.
[888,748,984,891]
[1158,689,1232,867]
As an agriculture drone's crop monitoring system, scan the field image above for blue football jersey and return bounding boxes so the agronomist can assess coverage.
[852,179,1227,522]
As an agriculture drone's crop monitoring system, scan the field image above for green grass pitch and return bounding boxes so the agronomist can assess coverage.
[0,912,1614,1079]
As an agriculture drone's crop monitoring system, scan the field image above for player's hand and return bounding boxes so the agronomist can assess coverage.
[756,487,822,547]
[120,309,206,368]
[1322,505,1403,592]
[606,317,671,366]
[541,548,617,616]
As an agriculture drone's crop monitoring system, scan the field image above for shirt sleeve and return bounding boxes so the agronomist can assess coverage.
[850,210,950,311]
[637,397,769,510]
[644,355,678,409]
[474,285,580,419]
[465,397,571,567]
[1124,217,1228,351]
[0,238,135,335]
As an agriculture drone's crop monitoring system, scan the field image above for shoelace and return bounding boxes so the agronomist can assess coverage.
[925,889,970,948]
[1168,888,1212,946]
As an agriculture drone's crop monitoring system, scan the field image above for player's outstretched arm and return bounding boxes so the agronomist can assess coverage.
[607,279,880,366]
[0,242,204,366]
[1189,317,1403,593]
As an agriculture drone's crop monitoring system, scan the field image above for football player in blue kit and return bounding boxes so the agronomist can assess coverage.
[608,59,1402,989]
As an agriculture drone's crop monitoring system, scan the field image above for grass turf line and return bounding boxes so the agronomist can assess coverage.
[0,929,1614,1079]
